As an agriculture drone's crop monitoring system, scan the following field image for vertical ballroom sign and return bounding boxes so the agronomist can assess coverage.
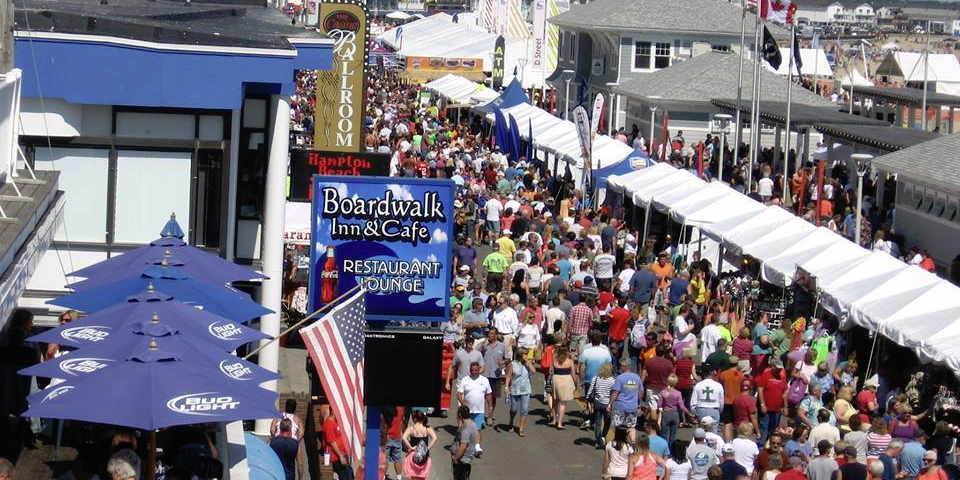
[308,177,456,322]
[492,35,506,91]
[316,0,369,153]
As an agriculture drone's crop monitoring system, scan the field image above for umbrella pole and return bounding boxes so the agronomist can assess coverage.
[146,430,157,480]
[244,281,369,360]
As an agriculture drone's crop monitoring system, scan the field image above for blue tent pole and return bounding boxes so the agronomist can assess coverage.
[365,406,380,479]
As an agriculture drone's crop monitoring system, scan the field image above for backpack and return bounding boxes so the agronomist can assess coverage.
[629,319,648,349]
[787,377,808,405]
[412,439,429,465]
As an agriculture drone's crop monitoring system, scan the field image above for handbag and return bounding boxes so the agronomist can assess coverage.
[412,439,429,465]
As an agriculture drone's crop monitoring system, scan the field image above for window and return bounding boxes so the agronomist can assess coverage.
[711,44,731,53]
[34,148,110,243]
[654,42,671,69]
[634,41,651,69]
[114,150,192,244]
[568,32,578,62]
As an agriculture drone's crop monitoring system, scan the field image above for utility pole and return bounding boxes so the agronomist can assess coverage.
[1,0,13,73]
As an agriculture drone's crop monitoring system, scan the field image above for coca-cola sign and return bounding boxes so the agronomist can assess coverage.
[308,176,455,323]
[289,149,390,200]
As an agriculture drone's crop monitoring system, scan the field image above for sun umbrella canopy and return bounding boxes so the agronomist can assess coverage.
[68,249,257,290]
[49,266,273,322]
[24,343,280,430]
[21,320,279,384]
[68,218,264,284]
[29,291,269,351]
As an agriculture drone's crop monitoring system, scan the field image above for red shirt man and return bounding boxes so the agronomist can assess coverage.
[322,414,347,465]
[733,380,758,431]
[757,362,789,413]
[606,305,631,343]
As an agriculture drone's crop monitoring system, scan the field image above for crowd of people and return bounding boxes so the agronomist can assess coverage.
[346,68,960,480]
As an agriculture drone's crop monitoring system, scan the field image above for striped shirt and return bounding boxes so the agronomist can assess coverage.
[588,375,617,404]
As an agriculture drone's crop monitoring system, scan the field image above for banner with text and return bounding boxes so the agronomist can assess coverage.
[405,56,483,73]
[315,1,369,153]
[309,177,455,322]
[289,150,390,200]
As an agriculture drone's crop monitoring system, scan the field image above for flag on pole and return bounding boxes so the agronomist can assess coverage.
[300,289,367,464]
[762,25,783,70]
[792,27,803,76]
[758,0,797,24]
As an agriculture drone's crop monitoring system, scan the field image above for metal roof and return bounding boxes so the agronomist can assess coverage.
[873,133,960,190]
[549,0,787,37]
[15,0,324,50]
[814,122,941,153]
[842,85,960,107]
[711,98,890,130]
[613,52,830,108]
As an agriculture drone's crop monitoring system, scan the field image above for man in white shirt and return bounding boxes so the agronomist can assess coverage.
[699,317,722,364]
[484,194,503,244]
[544,296,566,336]
[807,409,840,451]
[457,362,493,455]
[691,368,725,424]
[492,295,519,348]
[593,245,617,292]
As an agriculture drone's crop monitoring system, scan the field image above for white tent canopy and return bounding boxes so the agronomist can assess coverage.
[379,14,547,88]
[839,69,872,87]
[760,227,845,287]
[766,48,833,78]
[818,251,909,317]
[630,169,700,206]
[879,52,960,96]
[667,182,740,223]
[712,206,800,257]
[738,217,818,263]
[613,163,676,196]
[423,74,498,105]
[682,192,764,228]
[385,11,412,20]
[843,266,942,331]
[876,282,960,358]
[794,239,871,289]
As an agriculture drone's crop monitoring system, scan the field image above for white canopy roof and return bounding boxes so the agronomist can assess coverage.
[608,164,670,194]
[875,282,960,358]
[738,217,818,263]
[385,10,412,20]
[766,48,833,78]
[650,176,709,213]
[666,182,740,223]
[794,239,871,289]
[818,251,909,317]
[761,227,845,287]
[839,69,872,87]
[423,74,499,105]
[681,192,764,228]
[843,266,942,332]
[630,169,700,206]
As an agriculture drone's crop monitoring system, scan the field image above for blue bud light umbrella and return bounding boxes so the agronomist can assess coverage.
[68,251,252,291]
[24,340,280,430]
[29,290,270,352]
[20,319,281,385]
[67,215,266,285]
[48,265,273,322]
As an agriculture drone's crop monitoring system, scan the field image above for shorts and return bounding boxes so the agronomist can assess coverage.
[646,388,661,411]
[469,413,485,430]
[510,394,530,415]
[612,410,639,429]
[486,220,500,235]
[386,438,403,463]
[487,377,503,398]
[721,405,735,423]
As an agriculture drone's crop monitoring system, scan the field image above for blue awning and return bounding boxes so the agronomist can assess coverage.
[593,148,653,190]
[474,79,530,114]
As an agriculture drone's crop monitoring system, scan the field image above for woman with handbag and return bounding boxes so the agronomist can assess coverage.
[401,411,437,480]
[588,363,617,448]
[505,347,534,437]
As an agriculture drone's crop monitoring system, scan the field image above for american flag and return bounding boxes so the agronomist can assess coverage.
[300,289,366,464]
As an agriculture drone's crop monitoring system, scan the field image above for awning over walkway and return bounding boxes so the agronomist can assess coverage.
[813,123,940,153]
[711,99,888,129]
[841,85,960,107]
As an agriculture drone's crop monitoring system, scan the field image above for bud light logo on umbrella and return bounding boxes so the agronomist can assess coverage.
[61,326,110,343]
[208,321,242,340]
[59,357,112,376]
[166,392,240,416]
[309,176,455,322]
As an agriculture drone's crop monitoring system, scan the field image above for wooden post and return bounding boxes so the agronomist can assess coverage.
[1,0,12,73]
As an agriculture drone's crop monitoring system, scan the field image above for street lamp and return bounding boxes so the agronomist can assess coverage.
[852,153,873,247]
[647,95,661,160]
[561,69,575,120]
[712,113,732,182]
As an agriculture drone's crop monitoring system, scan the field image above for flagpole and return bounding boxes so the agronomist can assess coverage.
[748,8,761,190]
[243,281,369,360]
[733,0,748,181]
[784,22,795,204]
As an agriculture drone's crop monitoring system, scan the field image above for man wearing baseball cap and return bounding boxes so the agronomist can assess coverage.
[720,443,747,480]
[689,428,719,480]
[839,445,867,480]
[776,455,809,480]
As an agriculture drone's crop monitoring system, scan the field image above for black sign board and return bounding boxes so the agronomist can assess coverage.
[364,330,442,407]
[289,149,390,200]
[492,35,505,91]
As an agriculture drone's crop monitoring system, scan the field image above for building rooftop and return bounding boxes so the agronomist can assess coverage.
[842,85,960,107]
[549,0,785,37]
[711,98,889,129]
[614,51,830,109]
[15,0,325,51]
[873,132,960,190]
[814,122,941,152]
